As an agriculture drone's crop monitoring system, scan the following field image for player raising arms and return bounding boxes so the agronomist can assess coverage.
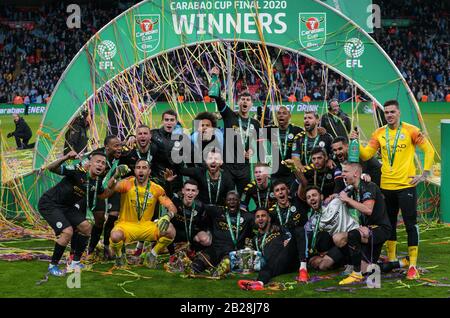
[210,66,263,194]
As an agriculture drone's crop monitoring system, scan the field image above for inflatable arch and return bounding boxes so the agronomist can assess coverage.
[34,0,425,169]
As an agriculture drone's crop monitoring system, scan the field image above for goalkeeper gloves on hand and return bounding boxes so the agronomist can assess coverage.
[157,214,171,232]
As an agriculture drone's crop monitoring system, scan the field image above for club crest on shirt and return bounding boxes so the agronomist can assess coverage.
[362,192,372,200]
[270,192,275,198]
[319,141,325,148]
[326,173,332,180]
[400,134,405,140]
[290,206,297,212]
[288,133,294,139]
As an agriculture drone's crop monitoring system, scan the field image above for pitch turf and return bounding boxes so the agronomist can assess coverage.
[0,223,449,298]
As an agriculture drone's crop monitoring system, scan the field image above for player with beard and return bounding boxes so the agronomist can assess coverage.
[331,136,381,187]
[122,125,156,173]
[188,191,254,276]
[238,208,298,290]
[268,181,310,282]
[122,125,158,256]
[298,147,345,200]
[86,135,124,260]
[305,186,348,272]
[337,162,392,285]
[168,179,211,257]
[240,163,276,212]
[266,106,304,185]
[109,159,177,268]
[190,112,223,167]
[38,150,114,276]
[177,148,235,207]
[292,111,334,170]
[210,66,263,195]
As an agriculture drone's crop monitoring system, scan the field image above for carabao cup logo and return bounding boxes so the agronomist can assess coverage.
[306,17,320,30]
[139,18,157,32]
[134,14,161,53]
[299,13,326,51]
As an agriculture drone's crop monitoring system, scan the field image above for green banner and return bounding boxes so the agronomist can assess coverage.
[0,104,47,115]
[2,101,448,118]
[34,0,426,169]
[321,0,373,33]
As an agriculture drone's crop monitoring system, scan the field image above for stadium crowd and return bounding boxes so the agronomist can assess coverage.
[0,0,448,104]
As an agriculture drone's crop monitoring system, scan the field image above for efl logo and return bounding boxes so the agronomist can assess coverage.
[344,37,365,68]
[97,40,116,70]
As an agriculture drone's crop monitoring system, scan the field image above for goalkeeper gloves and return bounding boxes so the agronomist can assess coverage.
[157,214,171,232]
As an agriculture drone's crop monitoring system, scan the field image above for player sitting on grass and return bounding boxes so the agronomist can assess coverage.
[187,191,254,277]
[238,208,298,290]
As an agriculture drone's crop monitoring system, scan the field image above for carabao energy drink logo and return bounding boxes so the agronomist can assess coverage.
[299,13,326,51]
[134,14,161,53]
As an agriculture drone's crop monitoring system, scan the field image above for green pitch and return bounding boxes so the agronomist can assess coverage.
[0,224,449,298]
